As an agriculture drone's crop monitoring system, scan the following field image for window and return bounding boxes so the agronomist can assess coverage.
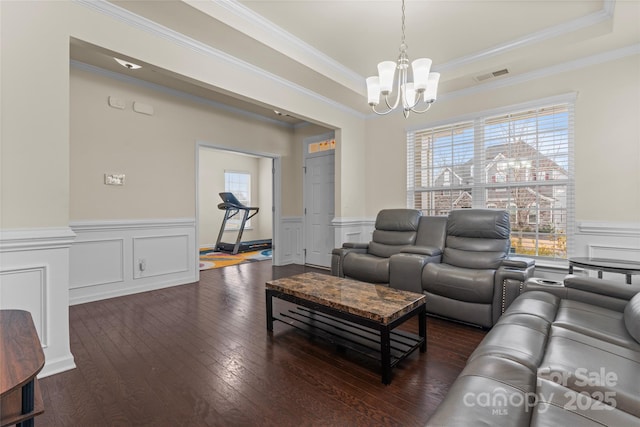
[224,171,251,229]
[407,96,574,260]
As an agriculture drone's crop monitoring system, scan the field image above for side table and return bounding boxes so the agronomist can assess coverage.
[569,257,640,285]
[0,310,45,427]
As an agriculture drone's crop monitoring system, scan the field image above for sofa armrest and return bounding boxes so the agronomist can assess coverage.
[399,245,442,257]
[563,275,640,300]
[389,252,442,294]
[501,256,535,269]
[331,247,367,277]
[492,260,536,324]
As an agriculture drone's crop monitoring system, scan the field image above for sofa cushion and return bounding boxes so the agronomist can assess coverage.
[425,372,535,427]
[368,231,416,257]
[468,322,549,371]
[504,291,560,323]
[442,209,510,269]
[539,327,640,418]
[342,253,389,283]
[624,292,640,344]
[374,208,421,231]
[443,237,510,269]
[447,208,511,239]
[532,379,640,426]
[422,263,496,304]
[553,299,640,351]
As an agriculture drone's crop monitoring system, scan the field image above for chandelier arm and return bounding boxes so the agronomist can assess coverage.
[405,90,427,111]
[371,104,396,115]
[383,70,403,110]
[409,103,433,114]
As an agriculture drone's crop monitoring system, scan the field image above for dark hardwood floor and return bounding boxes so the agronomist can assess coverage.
[38,262,486,426]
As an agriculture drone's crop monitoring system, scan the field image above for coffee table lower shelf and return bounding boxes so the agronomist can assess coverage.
[266,288,426,384]
[275,306,424,370]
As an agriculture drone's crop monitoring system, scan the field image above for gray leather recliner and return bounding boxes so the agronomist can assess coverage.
[331,209,421,283]
[420,209,534,328]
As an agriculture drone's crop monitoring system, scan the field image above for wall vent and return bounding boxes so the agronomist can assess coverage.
[475,68,510,82]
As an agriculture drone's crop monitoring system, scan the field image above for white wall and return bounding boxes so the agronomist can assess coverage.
[0,1,75,377]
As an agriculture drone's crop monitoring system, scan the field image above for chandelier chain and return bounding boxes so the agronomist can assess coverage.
[401,0,406,50]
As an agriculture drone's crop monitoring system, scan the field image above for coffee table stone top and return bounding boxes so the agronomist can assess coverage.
[266,272,426,325]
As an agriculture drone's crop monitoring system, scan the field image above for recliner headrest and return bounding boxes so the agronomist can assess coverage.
[375,209,421,231]
[447,209,510,239]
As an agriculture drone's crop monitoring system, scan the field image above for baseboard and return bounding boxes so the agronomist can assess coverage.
[38,354,77,378]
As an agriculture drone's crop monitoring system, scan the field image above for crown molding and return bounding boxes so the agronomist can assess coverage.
[75,0,629,123]
[188,0,617,88]
[195,0,365,94]
[70,60,297,129]
[74,0,365,120]
[435,0,616,72]
[442,43,640,103]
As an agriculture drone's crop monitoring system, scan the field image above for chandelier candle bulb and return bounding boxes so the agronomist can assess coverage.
[411,58,432,91]
[366,76,381,105]
[424,72,440,103]
[377,61,397,94]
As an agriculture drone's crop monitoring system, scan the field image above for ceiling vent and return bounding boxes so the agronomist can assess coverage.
[474,68,510,82]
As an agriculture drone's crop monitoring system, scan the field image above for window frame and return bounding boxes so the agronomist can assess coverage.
[406,94,575,260]
[224,170,252,229]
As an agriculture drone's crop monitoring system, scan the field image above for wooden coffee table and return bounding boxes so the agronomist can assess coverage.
[265,272,426,384]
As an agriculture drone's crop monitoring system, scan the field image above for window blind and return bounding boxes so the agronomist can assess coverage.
[407,100,575,260]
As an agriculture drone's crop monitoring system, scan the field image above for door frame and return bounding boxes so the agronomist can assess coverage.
[302,131,335,266]
[195,140,281,278]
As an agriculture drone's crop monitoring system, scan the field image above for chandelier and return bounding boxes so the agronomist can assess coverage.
[366,0,440,117]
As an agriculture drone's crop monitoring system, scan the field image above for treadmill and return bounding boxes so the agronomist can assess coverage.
[215,192,272,255]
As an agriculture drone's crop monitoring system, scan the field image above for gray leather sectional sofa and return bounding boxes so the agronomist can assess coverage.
[331,208,535,327]
[426,277,640,426]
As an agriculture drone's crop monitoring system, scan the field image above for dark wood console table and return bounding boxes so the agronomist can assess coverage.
[0,310,45,427]
[569,257,640,284]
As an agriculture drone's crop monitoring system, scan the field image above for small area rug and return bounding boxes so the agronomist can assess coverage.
[199,248,272,271]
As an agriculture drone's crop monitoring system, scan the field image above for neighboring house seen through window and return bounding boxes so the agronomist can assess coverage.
[406,96,575,260]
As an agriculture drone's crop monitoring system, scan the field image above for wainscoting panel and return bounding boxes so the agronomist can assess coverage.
[69,238,124,289]
[0,227,76,377]
[332,217,375,248]
[279,217,303,265]
[0,266,47,346]
[70,219,196,305]
[133,234,190,279]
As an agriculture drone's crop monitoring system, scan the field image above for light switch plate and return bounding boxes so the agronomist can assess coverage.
[105,174,125,186]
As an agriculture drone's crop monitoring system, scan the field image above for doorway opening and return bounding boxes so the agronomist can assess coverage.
[196,143,278,274]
